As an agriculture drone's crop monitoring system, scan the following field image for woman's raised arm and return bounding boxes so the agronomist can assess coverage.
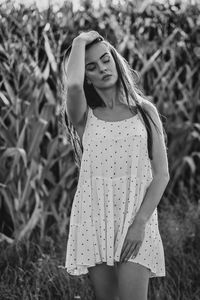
[63,31,100,126]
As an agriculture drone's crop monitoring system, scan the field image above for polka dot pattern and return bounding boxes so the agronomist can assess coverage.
[65,107,165,277]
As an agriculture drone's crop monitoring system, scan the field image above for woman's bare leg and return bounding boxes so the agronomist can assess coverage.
[116,262,150,300]
[88,262,119,300]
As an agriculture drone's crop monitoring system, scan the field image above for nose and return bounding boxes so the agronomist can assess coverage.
[98,62,107,73]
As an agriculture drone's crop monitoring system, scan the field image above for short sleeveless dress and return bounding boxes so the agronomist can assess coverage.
[65,106,165,277]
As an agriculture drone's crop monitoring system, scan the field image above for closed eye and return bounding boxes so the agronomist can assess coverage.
[102,57,110,63]
[86,65,96,71]
[86,52,110,71]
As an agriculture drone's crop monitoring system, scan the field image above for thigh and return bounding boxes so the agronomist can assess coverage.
[116,262,150,300]
[88,262,119,300]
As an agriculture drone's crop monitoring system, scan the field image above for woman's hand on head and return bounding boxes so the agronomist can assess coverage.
[74,31,101,45]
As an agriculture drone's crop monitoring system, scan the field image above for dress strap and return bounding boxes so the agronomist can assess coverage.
[87,106,94,120]
[87,105,92,114]
[84,106,93,128]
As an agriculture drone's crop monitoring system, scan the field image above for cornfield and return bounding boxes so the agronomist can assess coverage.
[0,0,199,299]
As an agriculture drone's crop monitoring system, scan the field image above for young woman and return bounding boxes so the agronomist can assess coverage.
[61,30,170,300]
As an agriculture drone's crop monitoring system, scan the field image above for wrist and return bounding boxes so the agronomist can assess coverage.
[134,214,148,226]
[73,37,86,46]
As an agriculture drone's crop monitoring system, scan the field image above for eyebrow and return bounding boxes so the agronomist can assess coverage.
[86,52,109,66]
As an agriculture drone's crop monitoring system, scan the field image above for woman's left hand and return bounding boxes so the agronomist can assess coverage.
[120,219,146,263]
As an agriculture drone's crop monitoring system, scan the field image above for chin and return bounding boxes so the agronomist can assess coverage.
[97,78,118,89]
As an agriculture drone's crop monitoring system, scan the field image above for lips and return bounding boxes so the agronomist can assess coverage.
[102,74,112,80]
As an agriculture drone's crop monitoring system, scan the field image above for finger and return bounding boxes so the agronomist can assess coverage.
[131,242,142,259]
[90,30,98,34]
[90,31,102,39]
[120,239,127,255]
[120,242,132,262]
[124,244,137,262]
[88,30,99,37]
[120,240,128,261]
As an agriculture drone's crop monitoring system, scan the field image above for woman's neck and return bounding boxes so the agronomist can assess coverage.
[95,85,122,109]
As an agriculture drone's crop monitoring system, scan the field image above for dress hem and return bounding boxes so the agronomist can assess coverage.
[65,259,166,278]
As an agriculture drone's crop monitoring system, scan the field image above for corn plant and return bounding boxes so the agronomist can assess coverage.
[0,1,200,299]
[0,1,78,243]
[0,0,199,270]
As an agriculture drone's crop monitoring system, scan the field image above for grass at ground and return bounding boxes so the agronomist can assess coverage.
[1,200,200,300]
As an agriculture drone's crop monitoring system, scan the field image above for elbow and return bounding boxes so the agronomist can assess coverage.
[164,172,170,183]
[67,83,83,91]
[162,171,170,185]
[153,171,170,183]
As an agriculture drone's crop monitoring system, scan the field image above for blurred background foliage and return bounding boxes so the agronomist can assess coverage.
[0,0,200,299]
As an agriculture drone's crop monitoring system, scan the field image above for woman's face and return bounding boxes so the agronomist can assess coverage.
[85,42,118,89]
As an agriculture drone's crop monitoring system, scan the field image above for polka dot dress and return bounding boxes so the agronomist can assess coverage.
[65,106,165,277]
